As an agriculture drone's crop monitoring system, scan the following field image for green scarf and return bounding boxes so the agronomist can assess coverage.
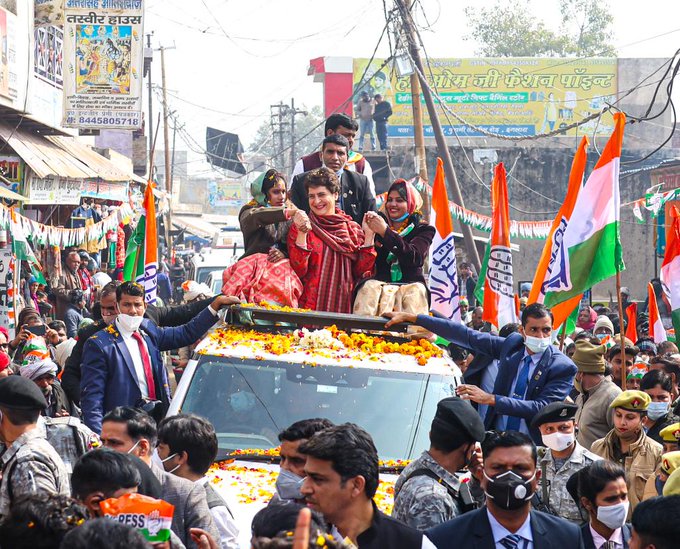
[387,223,415,282]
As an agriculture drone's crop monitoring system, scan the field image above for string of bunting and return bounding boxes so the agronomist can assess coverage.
[0,202,134,249]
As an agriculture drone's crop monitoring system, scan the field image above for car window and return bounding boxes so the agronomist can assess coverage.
[181,357,458,460]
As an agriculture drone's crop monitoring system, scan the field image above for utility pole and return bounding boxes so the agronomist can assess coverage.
[407,0,429,215]
[159,44,175,257]
[144,32,154,168]
[289,98,308,176]
[270,102,289,172]
[395,0,481,271]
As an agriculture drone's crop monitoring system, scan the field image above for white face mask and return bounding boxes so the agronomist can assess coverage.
[647,402,670,421]
[525,334,551,354]
[117,313,143,332]
[541,431,575,452]
[596,501,629,530]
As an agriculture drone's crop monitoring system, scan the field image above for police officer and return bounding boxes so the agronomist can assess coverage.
[392,397,485,530]
[0,376,69,519]
[658,422,680,453]
[531,401,601,522]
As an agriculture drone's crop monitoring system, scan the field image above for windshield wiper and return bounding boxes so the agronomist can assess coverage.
[215,450,281,463]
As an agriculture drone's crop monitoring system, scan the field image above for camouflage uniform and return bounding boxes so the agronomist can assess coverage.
[534,443,601,522]
[0,426,70,519]
[393,451,472,530]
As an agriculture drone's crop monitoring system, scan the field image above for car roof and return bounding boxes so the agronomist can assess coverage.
[195,306,460,376]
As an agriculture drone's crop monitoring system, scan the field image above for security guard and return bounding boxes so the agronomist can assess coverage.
[658,422,680,453]
[392,397,485,530]
[0,376,69,519]
[531,401,601,522]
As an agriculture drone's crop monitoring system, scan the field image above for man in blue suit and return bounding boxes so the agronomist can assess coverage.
[81,281,238,433]
[424,431,584,549]
[386,303,577,443]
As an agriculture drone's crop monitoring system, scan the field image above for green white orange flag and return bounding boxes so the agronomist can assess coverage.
[10,209,40,267]
[428,158,461,322]
[123,183,158,304]
[648,282,667,343]
[544,112,626,308]
[529,136,588,328]
[661,206,680,338]
[483,163,517,328]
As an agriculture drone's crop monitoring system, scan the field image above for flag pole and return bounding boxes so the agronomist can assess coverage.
[615,270,627,390]
[558,322,568,352]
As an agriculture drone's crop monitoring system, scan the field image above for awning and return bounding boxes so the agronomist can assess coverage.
[0,122,97,179]
[47,135,137,182]
[0,175,28,201]
[173,215,221,240]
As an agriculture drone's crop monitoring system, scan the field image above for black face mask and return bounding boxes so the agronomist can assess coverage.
[484,470,536,510]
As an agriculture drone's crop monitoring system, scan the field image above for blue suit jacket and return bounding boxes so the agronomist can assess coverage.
[418,315,577,442]
[81,307,218,433]
[426,507,584,549]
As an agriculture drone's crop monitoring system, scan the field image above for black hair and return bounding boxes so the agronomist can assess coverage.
[278,418,334,443]
[18,306,41,327]
[0,494,88,549]
[59,517,150,549]
[299,423,379,498]
[115,281,144,301]
[71,448,141,500]
[499,323,521,338]
[304,166,341,195]
[102,406,157,446]
[68,289,84,306]
[657,341,680,355]
[607,344,639,360]
[481,430,537,465]
[520,303,553,327]
[641,369,674,393]
[100,280,121,299]
[251,502,326,538]
[157,414,218,476]
[565,342,576,355]
[324,113,358,134]
[1,407,41,426]
[430,426,472,454]
[261,169,287,200]
[321,133,350,152]
[573,331,593,342]
[447,344,468,363]
[48,320,67,332]
[651,353,680,380]
[577,460,626,504]
[631,495,680,549]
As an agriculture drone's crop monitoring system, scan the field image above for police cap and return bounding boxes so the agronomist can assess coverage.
[0,375,47,410]
[431,396,485,443]
[530,402,578,430]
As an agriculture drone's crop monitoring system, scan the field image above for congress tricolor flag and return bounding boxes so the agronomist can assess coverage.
[661,206,680,339]
[483,163,517,329]
[428,158,461,322]
[648,282,667,343]
[544,113,626,308]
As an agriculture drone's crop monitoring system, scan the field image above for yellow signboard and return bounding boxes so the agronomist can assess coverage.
[353,58,617,138]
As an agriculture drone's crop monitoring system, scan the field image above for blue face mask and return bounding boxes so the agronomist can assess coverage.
[596,333,609,342]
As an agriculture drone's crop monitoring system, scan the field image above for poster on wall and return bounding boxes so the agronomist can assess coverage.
[353,57,618,138]
[0,155,22,192]
[0,250,16,339]
[62,0,144,129]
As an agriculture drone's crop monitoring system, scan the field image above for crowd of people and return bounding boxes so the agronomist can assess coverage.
[1,110,680,548]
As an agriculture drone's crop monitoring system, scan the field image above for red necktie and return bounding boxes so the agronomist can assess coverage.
[131,331,157,400]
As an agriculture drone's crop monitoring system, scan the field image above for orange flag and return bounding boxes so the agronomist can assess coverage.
[625,303,637,343]
[648,283,668,343]
[529,136,589,329]
[483,163,517,328]
[143,182,159,304]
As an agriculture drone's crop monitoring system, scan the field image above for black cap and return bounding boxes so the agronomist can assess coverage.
[431,397,485,443]
[0,375,47,410]
[530,402,578,429]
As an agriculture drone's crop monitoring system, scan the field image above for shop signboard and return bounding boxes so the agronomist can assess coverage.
[353,57,618,138]
[62,0,145,129]
[0,155,23,192]
[27,174,82,204]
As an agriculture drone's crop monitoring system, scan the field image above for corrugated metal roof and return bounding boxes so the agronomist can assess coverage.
[0,123,96,179]
[46,136,137,182]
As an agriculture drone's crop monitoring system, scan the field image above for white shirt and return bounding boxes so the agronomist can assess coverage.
[292,153,376,197]
[115,317,150,397]
[589,524,624,549]
[496,350,544,435]
[487,508,534,549]
[195,477,239,549]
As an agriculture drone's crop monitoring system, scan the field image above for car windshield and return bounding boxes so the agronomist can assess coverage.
[181,356,459,461]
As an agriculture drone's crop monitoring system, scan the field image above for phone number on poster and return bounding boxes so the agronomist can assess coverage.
[76,116,140,126]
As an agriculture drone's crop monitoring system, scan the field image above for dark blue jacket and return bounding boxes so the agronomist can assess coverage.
[81,307,218,433]
[417,315,577,442]
[426,507,584,549]
[581,522,632,549]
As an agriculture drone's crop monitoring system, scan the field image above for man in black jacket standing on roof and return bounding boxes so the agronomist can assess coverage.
[61,281,213,404]
[373,94,392,151]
